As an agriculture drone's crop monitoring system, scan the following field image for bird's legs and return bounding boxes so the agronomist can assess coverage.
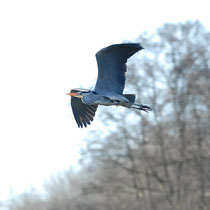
[130,103,152,113]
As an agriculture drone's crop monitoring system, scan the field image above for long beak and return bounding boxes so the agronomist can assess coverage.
[66,92,80,96]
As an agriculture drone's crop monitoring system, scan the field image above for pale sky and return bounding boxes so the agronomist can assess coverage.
[0,0,209,202]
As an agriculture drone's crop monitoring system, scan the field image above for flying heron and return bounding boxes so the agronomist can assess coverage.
[67,43,152,128]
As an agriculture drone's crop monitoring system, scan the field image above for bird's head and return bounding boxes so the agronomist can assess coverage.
[66,88,90,98]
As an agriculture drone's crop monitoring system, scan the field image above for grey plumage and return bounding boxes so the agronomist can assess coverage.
[67,43,152,128]
[95,43,143,94]
[70,89,98,128]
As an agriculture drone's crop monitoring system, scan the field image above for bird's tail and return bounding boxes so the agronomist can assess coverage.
[123,94,135,103]
[130,103,152,113]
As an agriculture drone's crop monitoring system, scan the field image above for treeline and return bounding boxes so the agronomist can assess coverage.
[7,20,210,210]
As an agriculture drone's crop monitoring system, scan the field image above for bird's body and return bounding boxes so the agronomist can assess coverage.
[67,43,152,128]
[82,91,131,106]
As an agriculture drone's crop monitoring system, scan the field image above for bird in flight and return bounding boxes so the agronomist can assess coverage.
[67,43,152,128]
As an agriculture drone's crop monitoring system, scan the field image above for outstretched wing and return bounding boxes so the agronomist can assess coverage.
[71,97,98,128]
[94,43,143,94]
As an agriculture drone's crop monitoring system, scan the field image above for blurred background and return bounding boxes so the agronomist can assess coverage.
[0,0,210,209]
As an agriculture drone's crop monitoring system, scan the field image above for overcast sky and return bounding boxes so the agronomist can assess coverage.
[0,0,209,202]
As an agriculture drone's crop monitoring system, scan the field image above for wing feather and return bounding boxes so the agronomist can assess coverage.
[71,97,98,128]
[95,43,144,94]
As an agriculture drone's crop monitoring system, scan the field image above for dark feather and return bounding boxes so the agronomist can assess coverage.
[71,96,98,128]
[95,43,143,94]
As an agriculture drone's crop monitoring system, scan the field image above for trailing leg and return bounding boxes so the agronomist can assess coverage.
[130,103,152,112]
